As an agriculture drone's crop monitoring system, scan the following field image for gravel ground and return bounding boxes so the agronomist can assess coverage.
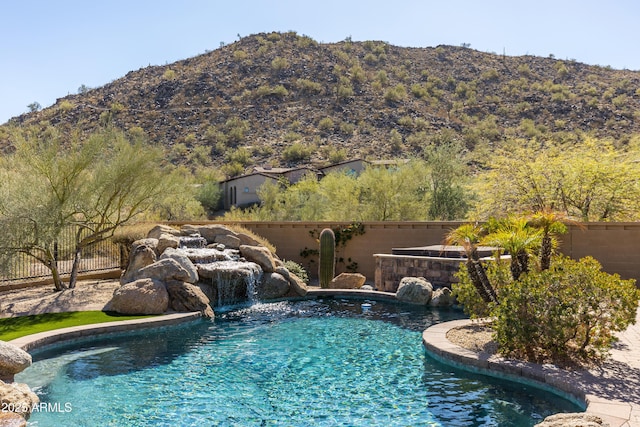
[0,280,120,317]
[446,322,498,356]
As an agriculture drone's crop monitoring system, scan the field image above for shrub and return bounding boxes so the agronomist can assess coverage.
[271,56,289,72]
[491,256,639,364]
[384,84,406,104]
[318,117,335,133]
[163,69,177,80]
[282,142,313,162]
[283,260,309,283]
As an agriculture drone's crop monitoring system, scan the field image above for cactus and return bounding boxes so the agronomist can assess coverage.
[318,228,335,288]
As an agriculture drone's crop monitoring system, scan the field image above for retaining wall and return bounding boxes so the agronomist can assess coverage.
[168,221,640,287]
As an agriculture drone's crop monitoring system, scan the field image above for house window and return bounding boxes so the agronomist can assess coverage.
[244,187,249,193]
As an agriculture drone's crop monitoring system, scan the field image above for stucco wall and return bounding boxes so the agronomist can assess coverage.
[170,221,640,286]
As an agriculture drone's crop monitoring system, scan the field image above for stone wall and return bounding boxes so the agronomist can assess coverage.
[374,254,462,292]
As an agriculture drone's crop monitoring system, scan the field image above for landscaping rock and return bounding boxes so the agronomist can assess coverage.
[195,224,237,244]
[0,411,27,426]
[0,342,31,382]
[286,271,309,297]
[135,258,192,283]
[120,241,157,285]
[396,277,433,305]
[239,245,277,273]
[156,233,180,255]
[534,413,609,427]
[236,232,261,247]
[214,234,241,249]
[429,287,453,307]
[329,273,366,289]
[160,248,199,283]
[258,272,290,300]
[106,278,169,315]
[0,381,39,421]
[165,280,214,318]
[146,224,181,239]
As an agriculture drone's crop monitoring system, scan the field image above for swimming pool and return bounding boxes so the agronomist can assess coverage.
[18,299,579,426]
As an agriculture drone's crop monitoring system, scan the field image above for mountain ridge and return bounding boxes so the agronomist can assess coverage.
[3,31,639,175]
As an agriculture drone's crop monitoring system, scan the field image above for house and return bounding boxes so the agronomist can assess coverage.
[219,166,321,209]
[317,158,368,176]
[219,172,280,210]
[218,158,406,210]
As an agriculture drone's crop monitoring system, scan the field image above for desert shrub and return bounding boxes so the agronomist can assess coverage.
[271,57,289,72]
[163,69,177,80]
[283,259,309,283]
[492,255,639,364]
[318,117,335,133]
[282,142,313,162]
[384,84,406,104]
[296,78,323,94]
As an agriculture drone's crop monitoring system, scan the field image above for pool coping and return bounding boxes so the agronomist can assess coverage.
[422,319,638,427]
[8,312,202,352]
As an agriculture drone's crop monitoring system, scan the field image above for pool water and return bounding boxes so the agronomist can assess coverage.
[18,299,580,426]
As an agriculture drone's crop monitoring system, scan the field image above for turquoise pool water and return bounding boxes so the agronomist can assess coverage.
[18,299,579,426]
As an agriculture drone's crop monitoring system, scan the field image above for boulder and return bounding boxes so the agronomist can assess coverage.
[258,272,290,300]
[135,258,192,283]
[329,273,366,289]
[0,342,31,382]
[239,245,277,273]
[166,281,214,318]
[157,233,180,255]
[0,381,39,421]
[214,234,241,250]
[195,224,237,244]
[0,411,27,426]
[106,278,169,315]
[396,277,433,305]
[120,241,157,285]
[534,413,609,427]
[429,287,453,307]
[160,248,199,283]
[147,224,181,239]
[236,232,261,247]
[275,267,308,297]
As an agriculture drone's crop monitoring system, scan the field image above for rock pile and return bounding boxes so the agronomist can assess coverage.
[105,224,308,318]
[0,341,39,424]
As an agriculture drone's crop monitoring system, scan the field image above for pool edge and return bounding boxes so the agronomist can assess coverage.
[8,312,202,352]
[422,319,635,427]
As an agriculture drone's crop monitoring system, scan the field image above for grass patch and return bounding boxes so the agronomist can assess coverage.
[0,311,157,341]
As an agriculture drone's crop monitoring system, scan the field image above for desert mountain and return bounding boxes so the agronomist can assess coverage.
[3,31,639,176]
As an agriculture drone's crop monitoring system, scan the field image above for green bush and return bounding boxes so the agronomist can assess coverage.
[282,142,313,162]
[283,260,309,284]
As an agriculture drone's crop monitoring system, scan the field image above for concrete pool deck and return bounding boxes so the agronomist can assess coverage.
[422,305,640,427]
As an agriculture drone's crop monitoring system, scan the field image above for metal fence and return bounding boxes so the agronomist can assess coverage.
[0,225,121,284]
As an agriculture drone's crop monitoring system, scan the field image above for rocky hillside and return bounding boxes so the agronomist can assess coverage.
[3,31,640,175]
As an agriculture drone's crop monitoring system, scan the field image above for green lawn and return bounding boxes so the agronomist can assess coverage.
[0,311,157,341]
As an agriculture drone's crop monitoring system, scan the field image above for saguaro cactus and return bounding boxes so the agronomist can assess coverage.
[319,228,336,288]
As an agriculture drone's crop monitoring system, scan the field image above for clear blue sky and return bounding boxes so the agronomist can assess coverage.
[1,0,638,124]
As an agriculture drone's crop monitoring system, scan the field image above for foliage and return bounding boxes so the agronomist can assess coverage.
[476,137,640,221]
[0,127,194,290]
[282,142,313,163]
[492,255,639,364]
[283,259,309,283]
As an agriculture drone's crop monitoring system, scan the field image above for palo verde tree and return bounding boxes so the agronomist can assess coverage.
[0,126,172,290]
[476,136,640,221]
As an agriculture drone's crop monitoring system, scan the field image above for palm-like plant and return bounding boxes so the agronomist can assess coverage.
[483,217,542,281]
[526,208,575,270]
[445,223,498,304]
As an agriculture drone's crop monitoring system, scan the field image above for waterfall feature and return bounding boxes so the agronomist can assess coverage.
[177,237,263,307]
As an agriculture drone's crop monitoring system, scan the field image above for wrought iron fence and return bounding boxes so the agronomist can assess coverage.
[0,224,121,284]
